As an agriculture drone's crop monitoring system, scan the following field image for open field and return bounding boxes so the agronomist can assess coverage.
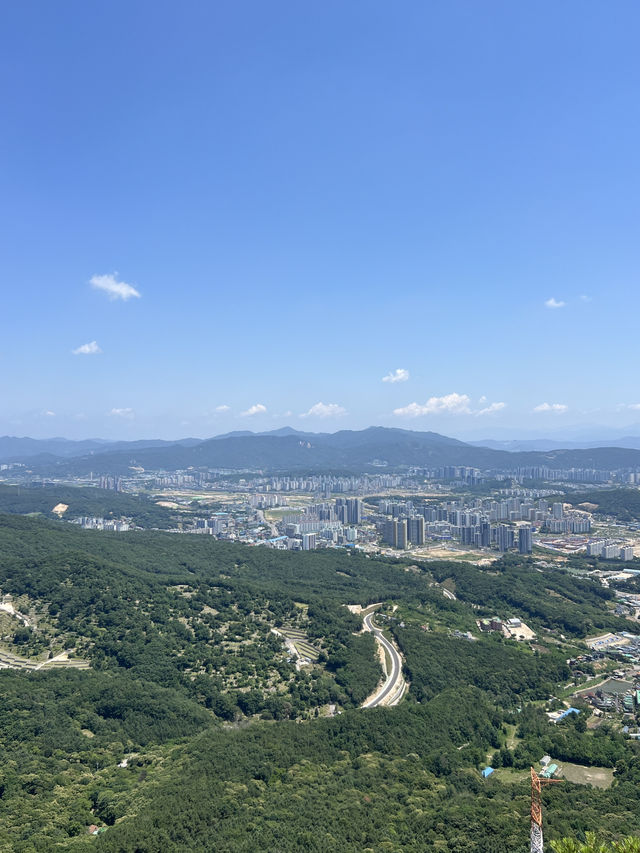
[561,762,614,788]
[495,763,613,789]
[492,768,530,784]
[411,546,500,563]
[152,490,243,505]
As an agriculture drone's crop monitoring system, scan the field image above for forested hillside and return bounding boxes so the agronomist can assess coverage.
[0,483,176,528]
[564,488,640,523]
[1,514,639,850]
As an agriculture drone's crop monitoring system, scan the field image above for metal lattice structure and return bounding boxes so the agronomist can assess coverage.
[530,767,562,853]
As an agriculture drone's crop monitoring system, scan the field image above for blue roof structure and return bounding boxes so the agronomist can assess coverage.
[557,707,580,721]
[481,767,494,778]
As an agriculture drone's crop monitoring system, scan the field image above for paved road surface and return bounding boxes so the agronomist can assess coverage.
[362,611,403,708]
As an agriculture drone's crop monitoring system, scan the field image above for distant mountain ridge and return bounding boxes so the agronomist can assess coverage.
[8,426,640,475]
[472,436,640,452]
[0,435,201,463]
[212,426,325,441]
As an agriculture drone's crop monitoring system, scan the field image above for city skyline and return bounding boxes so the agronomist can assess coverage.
[3,2,640,438]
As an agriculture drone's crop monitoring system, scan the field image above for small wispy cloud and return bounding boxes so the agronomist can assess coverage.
[580,294,592,302]
[300,402,347,418]
[544,297,565,309]
[241,403,267,417]
[533,402,568,413]
[90,273,141,301]
[215,404,231,413]
[382,368,409,384]
[627,403,640,411]
[109,407,135,419]
[477,401,506,416]
[72,340,102,355]
[44,410,56,417]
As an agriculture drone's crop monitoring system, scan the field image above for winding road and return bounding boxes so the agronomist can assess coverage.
[361,610,405,708]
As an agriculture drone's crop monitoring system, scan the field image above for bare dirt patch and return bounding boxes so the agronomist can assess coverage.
[560,762,613,788]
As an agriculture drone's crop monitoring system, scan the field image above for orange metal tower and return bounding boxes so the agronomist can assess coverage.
[530,767,562,853]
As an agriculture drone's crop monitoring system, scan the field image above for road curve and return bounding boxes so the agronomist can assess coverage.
[361,611,404,708]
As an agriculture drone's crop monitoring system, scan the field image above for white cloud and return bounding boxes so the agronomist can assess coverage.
[241,403,267,417]
[533,402,568,413]
[477,401,506,416]
[72,340,102,355]
[544,297,565,309]
[300,402,347,418]
[382,368,409,384]
[627,403,640,411]
[109,407,135,419]
[393,393,472,417]
[90,273,141,301]
[393,393,507,418]
[215,404,231,413]
[44,410,56,417]
[580,294,592,302]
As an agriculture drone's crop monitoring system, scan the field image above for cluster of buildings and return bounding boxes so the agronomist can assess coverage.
[250,474,408,494]
[538,756,561,776]
[476,616,536,641]
[71,516,131,532]
[97,476,123,491]
[511,466,614,483]
[267,498,369,551]
[576,675,640,715]
[191,517,227,534]
[147,472,209,488]
[372,494,594,554]
[587,540,635,560]
[410,464,640,485]
[411,466,485,485]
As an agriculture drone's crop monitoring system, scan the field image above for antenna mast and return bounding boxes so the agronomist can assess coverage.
[530,767,562,853]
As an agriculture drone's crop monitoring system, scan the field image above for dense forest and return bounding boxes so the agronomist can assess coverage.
[394,627,571,705]
[425,554,635,637]
[0,483,177,528]
[0,513,639,850]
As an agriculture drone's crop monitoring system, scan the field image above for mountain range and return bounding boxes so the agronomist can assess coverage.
[5,427,640,475]
[0,435,201,461]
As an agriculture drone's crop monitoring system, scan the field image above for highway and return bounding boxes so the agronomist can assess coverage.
[361,610,405,708]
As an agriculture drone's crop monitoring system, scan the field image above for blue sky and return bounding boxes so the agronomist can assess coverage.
[2,1,640,440]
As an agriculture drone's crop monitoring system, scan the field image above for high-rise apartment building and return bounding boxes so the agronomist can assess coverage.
[407,516,425,546]
[302,533,317,550]
[518,525,533,554]
[347,498,363,524]
[395,518,408,549]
